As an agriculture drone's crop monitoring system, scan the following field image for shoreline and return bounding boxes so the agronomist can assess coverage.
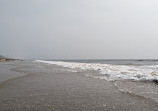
[0,61,158,110]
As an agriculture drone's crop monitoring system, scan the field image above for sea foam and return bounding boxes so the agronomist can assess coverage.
[36,60,158,81]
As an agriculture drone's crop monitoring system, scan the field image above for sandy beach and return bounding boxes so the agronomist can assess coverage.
[0,61,158,111]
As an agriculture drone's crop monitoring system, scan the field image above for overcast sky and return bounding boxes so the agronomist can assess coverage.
[0,0,158,59]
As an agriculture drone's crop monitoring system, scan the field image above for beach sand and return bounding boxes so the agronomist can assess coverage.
[0,61,158,111]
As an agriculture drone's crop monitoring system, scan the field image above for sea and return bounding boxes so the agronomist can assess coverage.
[35,59,158,103]
[36,59,158,82]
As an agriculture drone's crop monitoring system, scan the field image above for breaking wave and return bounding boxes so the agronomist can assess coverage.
[36,60,158,82]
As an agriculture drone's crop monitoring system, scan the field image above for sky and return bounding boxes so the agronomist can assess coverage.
[0,0,158,59]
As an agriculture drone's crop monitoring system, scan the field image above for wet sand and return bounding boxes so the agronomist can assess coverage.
[0,61,158,111]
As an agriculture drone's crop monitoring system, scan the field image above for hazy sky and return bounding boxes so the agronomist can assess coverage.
[1,0,158,59]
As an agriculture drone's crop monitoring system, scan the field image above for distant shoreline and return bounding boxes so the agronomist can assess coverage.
[0,58,22,62]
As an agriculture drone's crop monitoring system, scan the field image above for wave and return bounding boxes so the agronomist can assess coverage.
[36,60,158,82]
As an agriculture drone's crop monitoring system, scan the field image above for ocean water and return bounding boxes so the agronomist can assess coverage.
[36,59,158,103]
[36,59,158,82]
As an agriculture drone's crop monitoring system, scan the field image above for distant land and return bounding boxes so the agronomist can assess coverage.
[0,55,20,62]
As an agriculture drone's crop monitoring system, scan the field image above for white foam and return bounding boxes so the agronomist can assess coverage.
[36,60,158,81]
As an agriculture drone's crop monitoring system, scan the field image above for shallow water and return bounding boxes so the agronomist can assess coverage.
[0,62,27,83]
[1,61,158,110]
[36,60,158,104]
